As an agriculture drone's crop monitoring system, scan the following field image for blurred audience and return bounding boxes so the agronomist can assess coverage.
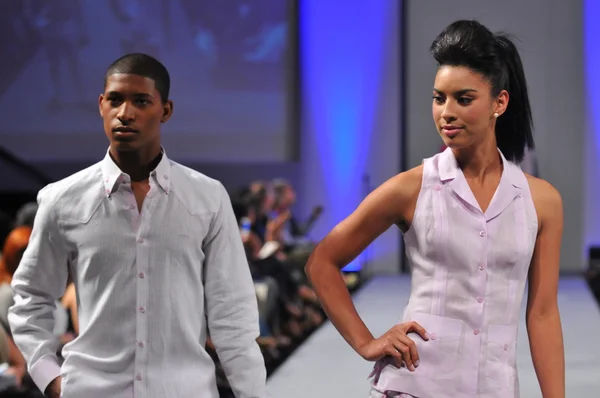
[0,207,75,397]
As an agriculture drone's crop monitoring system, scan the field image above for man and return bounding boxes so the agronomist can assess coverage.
[8,53,268,398]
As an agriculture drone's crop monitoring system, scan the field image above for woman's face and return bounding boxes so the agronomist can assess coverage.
[432,65,508,151]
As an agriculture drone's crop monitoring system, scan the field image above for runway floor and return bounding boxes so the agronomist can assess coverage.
[266,275,600,398]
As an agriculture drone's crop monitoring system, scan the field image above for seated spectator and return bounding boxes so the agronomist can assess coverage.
[0,227,32,332]
[232,194,324,337]
[0,227,74,342]
[0,228,45,396]
[245,180,275,243]
[271,178,323,247]
[14,203,38,229]
[0,213,13,252]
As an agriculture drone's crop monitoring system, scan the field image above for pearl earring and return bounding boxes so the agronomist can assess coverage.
[493,112,499,118]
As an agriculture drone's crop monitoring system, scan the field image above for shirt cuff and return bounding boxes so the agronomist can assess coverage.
[29,354,61,394]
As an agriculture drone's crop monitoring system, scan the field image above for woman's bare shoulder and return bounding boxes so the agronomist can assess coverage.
[524,173,563,225]
[387,164,424,199]
[524,174,562,206]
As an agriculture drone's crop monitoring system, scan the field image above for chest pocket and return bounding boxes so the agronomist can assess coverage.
[58,197,133,282]
[405,312,463,380]
[149,195,212,268]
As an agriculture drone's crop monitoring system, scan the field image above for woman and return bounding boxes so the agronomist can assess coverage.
[0,227,33,329]
[0,226,74,346]
[305,20,564,398]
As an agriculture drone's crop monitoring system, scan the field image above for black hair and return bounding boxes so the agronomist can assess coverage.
[105,53,170,103]
[231,199,250,224]
[271,178,291,209]
[430,20,534,162]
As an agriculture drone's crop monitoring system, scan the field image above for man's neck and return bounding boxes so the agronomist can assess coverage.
[109,148,163,182]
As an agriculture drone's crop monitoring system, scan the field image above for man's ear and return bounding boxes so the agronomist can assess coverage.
[161,100,173,123]
[98,94,104,117]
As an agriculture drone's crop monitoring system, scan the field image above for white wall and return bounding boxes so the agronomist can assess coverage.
[405,0,586,271]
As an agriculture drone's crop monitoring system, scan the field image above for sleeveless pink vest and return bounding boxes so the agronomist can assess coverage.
[371,148,538,398]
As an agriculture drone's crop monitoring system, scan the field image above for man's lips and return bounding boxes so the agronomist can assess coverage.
[113,127,139,138]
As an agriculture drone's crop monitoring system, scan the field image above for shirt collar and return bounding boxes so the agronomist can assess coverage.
[101,148,171,197]
[438,146,522,189]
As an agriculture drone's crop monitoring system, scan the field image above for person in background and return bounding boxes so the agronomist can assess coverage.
[14,203,38,229]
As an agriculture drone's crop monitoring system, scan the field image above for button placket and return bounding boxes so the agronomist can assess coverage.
[475,221,489,334]
[134,204,150,392]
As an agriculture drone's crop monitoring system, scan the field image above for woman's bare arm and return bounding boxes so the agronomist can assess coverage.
[305,166,423,360]
[525,175,565,398]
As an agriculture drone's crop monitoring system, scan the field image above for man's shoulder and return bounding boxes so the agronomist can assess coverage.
[38,162,103,205]
[169,160,224,192]
[168,160,229,213]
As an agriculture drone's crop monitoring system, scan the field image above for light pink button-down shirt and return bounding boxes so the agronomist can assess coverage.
[371,148,537,398]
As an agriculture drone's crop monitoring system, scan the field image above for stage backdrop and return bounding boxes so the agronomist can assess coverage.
[0,0,295,163]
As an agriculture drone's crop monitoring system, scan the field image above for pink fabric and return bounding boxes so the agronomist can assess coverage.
[369,148,537,398]
[369,385,415,397]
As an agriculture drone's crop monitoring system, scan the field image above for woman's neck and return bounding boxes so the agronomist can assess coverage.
[452,140,502,181]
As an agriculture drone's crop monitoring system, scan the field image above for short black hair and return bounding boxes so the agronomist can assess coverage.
[271,178,292,209]
[104,53,170,103]
[430,20,534,163]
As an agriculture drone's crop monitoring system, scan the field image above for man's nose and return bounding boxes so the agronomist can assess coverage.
[116,102,135,123]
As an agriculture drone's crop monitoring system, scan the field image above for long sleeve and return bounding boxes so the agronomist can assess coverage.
[203,183,268,398]
[8,186,69,393]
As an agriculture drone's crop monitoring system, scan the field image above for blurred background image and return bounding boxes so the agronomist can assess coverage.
[0,0,290,162]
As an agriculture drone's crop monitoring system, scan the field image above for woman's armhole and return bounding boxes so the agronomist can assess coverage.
[523,173,543,234]
[399,164,425,236]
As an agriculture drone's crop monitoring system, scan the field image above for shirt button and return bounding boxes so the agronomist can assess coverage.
[473,329,480,335]
[430,333,437,340]
[503,344,509,351]
[137,237,145,244]
[479,265,485,271]
[139,307,145,313]
[136,374,142,381]
[517,193,523,198]
[105,189,111,195]
[164,175,169,180]
[138,272,145,279]
[477,297,484,303]
[479,231,486,237]
[434,184,441,191]
[138,341,144,348]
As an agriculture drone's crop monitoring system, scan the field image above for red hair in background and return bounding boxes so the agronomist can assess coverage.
[0,226,32,284]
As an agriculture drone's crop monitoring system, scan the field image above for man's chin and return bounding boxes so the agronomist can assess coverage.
[111,141,139,151]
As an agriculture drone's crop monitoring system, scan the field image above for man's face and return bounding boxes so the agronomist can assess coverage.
[282,186,296,209]
[99,73,172,155]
